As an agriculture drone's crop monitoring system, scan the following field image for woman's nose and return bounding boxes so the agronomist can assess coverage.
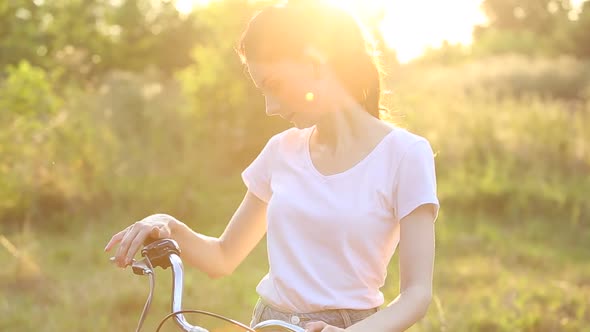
[265,95,281,116]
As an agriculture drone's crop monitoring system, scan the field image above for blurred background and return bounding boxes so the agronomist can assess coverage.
[0,0,589,331]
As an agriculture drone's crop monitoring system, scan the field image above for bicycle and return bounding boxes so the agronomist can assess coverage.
[113,238,305,332]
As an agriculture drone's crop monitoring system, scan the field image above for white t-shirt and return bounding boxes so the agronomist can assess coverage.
[241,125,439,312]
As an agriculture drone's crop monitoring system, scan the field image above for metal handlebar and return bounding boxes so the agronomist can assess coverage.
[168,253,206,331]
[131,239,305,332]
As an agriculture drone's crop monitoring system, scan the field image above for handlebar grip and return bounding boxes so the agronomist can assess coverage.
[141,239,181,269]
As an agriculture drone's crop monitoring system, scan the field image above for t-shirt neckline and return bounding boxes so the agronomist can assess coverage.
[304,125,395,180]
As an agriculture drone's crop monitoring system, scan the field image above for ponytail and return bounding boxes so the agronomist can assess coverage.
[356,48,383,119]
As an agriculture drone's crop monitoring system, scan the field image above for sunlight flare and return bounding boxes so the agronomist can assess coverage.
[176,0,489,63]
[323,0,487,63]
[380,0,486,63]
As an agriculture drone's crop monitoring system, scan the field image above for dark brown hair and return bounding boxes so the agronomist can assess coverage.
[237,0,384,118]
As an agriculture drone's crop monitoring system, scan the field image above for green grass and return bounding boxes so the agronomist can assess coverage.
[1,179,589,332]
[1,55,589,331]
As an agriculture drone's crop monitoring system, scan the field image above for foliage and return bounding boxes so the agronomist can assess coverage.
[0,0,588,227]
[1,2,589,331]
[386,56,590,224]
[406,55,590,100]
[480,0,572,33]
[473,0,590,58]
[567,1,590,57]
[0,0,203,81]
[417,42,472,65]
[176,0,288,164]
[0,61,65,227]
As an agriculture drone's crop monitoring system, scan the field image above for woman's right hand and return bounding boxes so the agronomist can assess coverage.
[104,214,177,268]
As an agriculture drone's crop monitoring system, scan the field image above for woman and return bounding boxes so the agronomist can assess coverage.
[104,1,439,331]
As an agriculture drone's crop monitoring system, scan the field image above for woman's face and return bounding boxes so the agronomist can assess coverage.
[247,60,333,128]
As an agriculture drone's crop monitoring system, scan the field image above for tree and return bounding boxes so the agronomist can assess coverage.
[0,0,204,82]
[480,0,572,34]
[569,1,590,57]
[472,0,585,57]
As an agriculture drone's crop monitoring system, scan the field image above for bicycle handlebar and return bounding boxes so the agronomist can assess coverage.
[129,239,305,332]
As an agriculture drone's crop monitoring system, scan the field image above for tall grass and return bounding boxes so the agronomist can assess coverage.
[385,55,590,224]
[1,55,589,331]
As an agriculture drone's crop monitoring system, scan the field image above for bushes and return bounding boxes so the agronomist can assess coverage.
[386,55,590,224]
[0,62,188,228]
[0,61,66,228]
[396,55,590,100]
[2,54,588,229]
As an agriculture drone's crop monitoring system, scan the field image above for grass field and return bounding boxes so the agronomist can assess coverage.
[1,175,589,332]
[1,54,589,332]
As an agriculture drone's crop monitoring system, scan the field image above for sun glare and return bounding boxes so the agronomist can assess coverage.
[176,0,488,63]
[380,0,486,63]
[327,0,487,63]
[175,0,210,14]
[175,0,193,14]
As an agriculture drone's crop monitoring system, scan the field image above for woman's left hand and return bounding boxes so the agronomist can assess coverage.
[305,321,346,332]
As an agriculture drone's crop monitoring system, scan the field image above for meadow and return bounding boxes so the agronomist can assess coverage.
[1,55,589,331]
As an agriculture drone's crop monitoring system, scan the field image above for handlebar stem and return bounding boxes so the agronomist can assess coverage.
[169,253,208,332]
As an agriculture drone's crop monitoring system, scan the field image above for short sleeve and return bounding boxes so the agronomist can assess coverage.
[241,135,278,203]
[394,139,440,222]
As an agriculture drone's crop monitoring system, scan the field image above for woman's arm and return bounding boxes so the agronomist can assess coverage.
[169,190,269,277]
[105,190,268,279]
[348,204,436,331]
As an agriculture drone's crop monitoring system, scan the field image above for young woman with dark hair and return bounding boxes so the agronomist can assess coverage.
[106,2,439,331]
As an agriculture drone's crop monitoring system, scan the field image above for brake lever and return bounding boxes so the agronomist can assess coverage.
[132,258,153,276]
[108,257,152,276]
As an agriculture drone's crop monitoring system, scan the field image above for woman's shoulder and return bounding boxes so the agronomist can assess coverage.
[388,125,430,146]
[257,127,311,158]
[387,126,435,161]
[268,126,311,147]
